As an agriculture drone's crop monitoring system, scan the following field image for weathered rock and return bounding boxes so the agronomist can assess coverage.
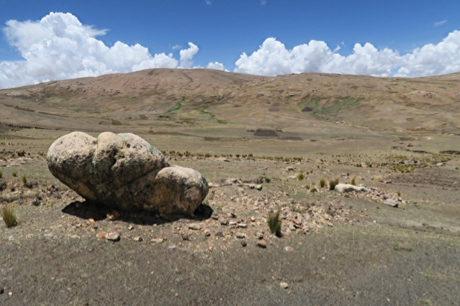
[96,231,107,239]
[334,183,367,193]
[105,232,120,241]
[188,223,201,230]
[384,198,399,207]
[257,239,267,248]
[47,131,209,215]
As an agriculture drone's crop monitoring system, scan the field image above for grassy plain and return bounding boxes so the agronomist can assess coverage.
[1,69,460,305]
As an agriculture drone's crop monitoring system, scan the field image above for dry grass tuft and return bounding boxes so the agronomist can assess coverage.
[2,205,18,228]
[267,211,282,237]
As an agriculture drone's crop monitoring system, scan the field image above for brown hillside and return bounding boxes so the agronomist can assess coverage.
[1,68,460,134]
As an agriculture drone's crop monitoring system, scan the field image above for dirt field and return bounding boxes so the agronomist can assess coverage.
[1,70,460,305]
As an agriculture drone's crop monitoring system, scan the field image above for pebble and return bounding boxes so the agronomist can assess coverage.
[188,223,201,230]
[151,238,164,244]
[220,220,229,226]
[215,231,224,237]
[96,231,107,239]
[0,288,3,294]
[384,199,398,207]
[241,241,247,247]
[133,236,143,242]
[280,282,289,289]
[204,229,211,237]
[257,239,267,248]
[284,246,294,252]
[105,232,120,241]
[236,233,246,239]
[128,225,134,230]
[237,223,247,228]
[255,232,264,239]
[229,221,237,226]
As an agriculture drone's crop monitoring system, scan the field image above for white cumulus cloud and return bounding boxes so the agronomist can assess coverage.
[179,42,199,69]
[206,61,226,71]
[235,32,460,77]
[0,12,199,89]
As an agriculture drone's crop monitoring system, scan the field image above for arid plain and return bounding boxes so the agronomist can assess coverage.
[1,69,460,305]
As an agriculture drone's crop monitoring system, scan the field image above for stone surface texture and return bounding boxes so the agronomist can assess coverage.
[47,131,208,215]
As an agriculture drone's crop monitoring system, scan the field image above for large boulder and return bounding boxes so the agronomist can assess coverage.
[47,131,209,216]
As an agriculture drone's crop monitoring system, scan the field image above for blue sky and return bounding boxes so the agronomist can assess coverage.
[0,0,459,88]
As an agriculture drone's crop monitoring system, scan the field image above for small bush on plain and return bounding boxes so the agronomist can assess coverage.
[351,176,357,186]
[2,205,18,228]
[319,178,327,188]
[329,178,339,190]
[267,211,282,237]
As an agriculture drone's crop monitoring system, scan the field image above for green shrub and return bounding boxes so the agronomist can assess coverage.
[2,205,17,228]
[319,178,327,188]
[12,171,17,177]
[329,178,339,191]
[267,211,282,237]
[296,173,305,180]
[22,175,27,185]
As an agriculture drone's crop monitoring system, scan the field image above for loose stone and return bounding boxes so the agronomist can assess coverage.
[96,231,107,239]
[188,223,201,230]
[257,239,267,248]
[105,232,120,241]
[280,282,289,289]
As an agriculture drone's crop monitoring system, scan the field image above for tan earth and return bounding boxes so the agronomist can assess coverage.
[1,69,460,305]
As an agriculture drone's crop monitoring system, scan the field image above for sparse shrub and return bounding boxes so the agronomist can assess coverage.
[305,184,310,190]
[296,173,305,181]
[329,178,339,191]
[351,176,357,186]
[264,177,271,183]
[310,187,318,193]
[319,178,327,188]
[267,211,282,237]
[12,171,17,177]
[2,205,18,228]
[397,191,401,197]
[139,114,148,120]
[22,175,27,185]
